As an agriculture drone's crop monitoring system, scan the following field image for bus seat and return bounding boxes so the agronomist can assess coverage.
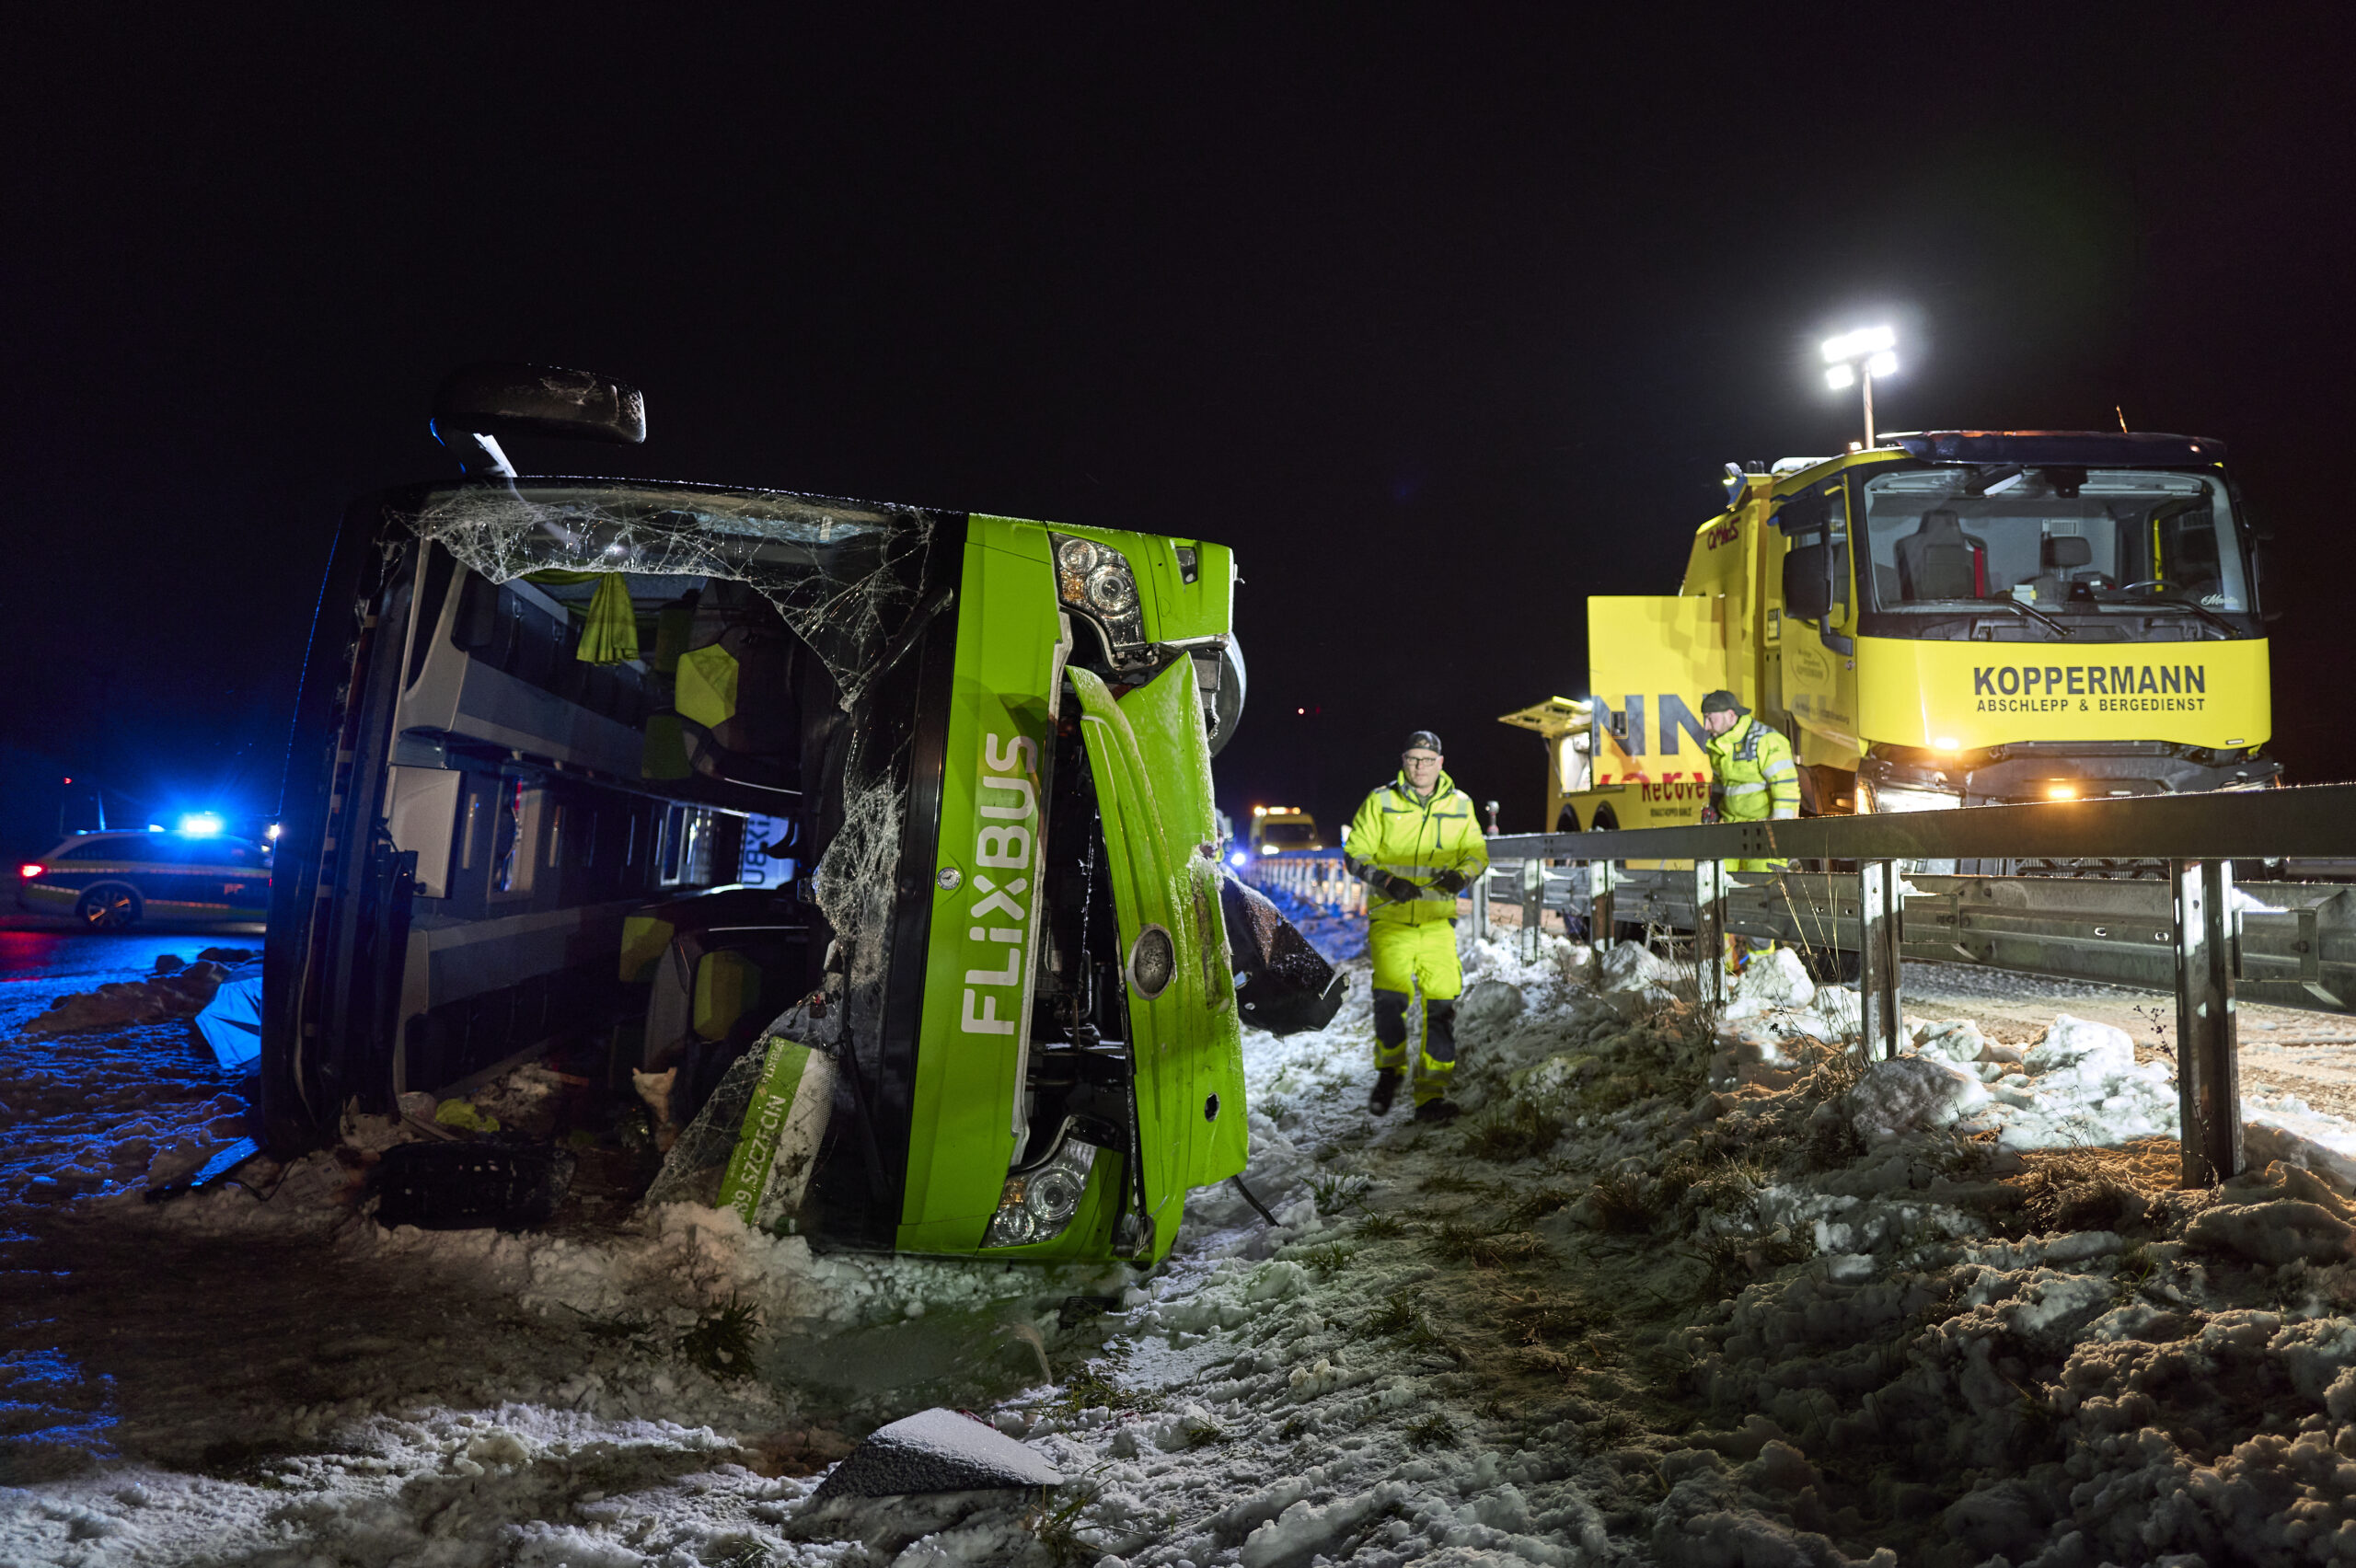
[619,914,675,984]
[693,949,761,1043]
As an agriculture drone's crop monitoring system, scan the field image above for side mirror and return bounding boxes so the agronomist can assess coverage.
[433,363,647,446]
[2253,539,2287,623]
[1782,542,1831,621]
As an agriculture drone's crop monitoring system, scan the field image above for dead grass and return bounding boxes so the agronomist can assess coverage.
[678,1297,760,1378]
[1049,1364,1147,1418]
[1309,1170,1372,1213]
[2008,1137,2183,1233]
[1501,1183,1571,1228]
[1404,1411,1457,1447]
[1588,1173,1659,1234]
[1463,1101,1564,1163]
[1428,1219,1550,1266]
[1497,1287,1594,1344]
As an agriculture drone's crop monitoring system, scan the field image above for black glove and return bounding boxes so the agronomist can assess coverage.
[1429,868,1469,895]
[1374,872,1420,904]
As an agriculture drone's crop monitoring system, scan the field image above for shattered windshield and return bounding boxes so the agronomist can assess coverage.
[403,479,942,709]
[1859,466,2250,618]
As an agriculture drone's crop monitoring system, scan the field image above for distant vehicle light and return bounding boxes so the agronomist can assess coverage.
[265,824,283,841]
[1253,806,1266,816]
[177,813,225,836]
[17,864,42,880]
[1229,849,1249,867]
[148,824,166,832]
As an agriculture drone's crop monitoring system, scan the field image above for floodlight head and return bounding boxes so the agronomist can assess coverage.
[1826,363,1856,390]
[1866,351,1898,378]
[1821,325,1896,363]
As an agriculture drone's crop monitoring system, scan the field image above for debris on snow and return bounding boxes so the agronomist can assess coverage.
[808,1406,1061,1498]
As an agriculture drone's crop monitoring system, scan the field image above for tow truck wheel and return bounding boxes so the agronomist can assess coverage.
[75,884,142,930]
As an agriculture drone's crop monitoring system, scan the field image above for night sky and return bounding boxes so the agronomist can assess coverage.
[8,11,2352,854]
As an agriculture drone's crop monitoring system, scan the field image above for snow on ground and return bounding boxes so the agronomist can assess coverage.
[12,928,2356,1563]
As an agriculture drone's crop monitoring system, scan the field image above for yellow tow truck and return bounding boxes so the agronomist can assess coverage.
[1247,804,1323,856]
[1503,431,2279,845]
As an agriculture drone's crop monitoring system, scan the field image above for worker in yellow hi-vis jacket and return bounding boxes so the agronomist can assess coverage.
[1700,689,1800,872]
[1343,730,1490,1123]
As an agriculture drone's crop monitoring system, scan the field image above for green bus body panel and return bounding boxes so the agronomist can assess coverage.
[1070,660,1247,1259]
[896,520,1066,1252]
[893,517,1242,1262]
[1112,657,1249,1186]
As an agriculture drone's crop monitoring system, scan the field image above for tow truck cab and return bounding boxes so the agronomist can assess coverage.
[262,364,1331,1262]
[1508,431,2278,847]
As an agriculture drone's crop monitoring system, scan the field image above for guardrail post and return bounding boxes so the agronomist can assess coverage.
[1591,858,1617,950]
[1693,858,1728,1006]
[1520,857,1545,963]
[2172,858,2243,1186]
[1471,865,1490,942]
[1857,859,1904,1058]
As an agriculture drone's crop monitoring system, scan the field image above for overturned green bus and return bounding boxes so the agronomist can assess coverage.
[262,364,1339,1262]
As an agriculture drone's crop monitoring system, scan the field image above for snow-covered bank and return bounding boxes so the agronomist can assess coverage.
[13,930,2356,1563]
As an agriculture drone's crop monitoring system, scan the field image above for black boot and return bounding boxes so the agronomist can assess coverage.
[1369,1069,1403,1115]
[1413,1097,1461,1124]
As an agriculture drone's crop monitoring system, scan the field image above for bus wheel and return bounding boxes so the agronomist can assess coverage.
[76,884,143,930]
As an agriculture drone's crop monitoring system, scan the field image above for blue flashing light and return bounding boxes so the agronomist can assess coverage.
[176,813,225,837]
[148,824,166,832]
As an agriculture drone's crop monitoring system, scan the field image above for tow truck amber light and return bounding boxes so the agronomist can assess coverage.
[18,864,42,880]
[2047,784,2078,800]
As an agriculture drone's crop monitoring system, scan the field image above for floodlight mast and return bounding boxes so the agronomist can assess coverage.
[1821,327,1897,445]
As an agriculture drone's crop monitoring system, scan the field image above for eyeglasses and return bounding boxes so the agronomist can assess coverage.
[1402,753,1440,765]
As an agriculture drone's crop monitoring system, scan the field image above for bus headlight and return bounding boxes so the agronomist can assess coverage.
[983,1136,1099,1248]
[1049,531,1149,666]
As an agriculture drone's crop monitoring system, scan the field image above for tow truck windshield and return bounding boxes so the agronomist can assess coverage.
[1858,466,2254,637]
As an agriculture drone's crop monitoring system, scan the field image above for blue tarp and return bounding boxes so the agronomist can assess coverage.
[193,965,263,1070]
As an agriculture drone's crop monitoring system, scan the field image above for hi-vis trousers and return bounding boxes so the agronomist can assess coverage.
[1369,919,1462,1106]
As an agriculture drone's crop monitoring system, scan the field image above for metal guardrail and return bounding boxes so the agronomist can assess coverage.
[1241,848,1364,914]
[1471,783,2356,1186]
[1470,866,2356,1017]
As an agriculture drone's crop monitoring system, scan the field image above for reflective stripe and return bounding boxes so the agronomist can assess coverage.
[1725,782,1770,795]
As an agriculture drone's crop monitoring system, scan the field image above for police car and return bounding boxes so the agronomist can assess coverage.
[17,832,273,928]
